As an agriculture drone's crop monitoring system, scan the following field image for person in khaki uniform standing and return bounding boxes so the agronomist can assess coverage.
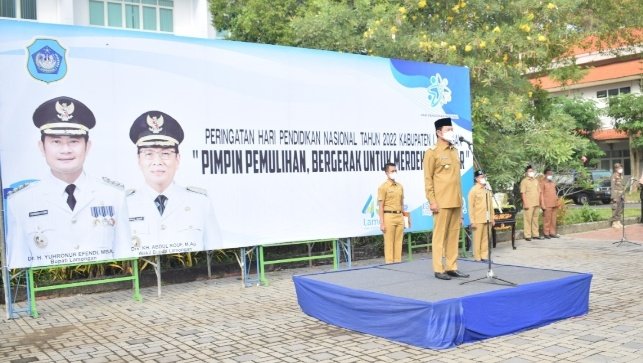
[539,167,560,238]
[423,117,469,280]
[378,163,410,263]
[467,170,495,262]
[520,165,542,241]
[610,163,625,228]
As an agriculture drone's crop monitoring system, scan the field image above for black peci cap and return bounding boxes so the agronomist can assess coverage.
[129,111,184,147]
[434,117,452,129]
[33,96,96,136]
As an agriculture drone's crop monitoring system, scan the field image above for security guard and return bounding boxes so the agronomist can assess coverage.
[127,111,221,256]
[377,162,410,263]
[467,170,494,261]
[520,165,542,241]
[610,163,625,228]
[6,96,131,268]
[423,117,469,280]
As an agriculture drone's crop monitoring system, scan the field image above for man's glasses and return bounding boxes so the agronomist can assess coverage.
[139,150,176,160]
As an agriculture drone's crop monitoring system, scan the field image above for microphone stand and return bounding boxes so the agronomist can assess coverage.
[613,178,640,247]
[459,138,516,286]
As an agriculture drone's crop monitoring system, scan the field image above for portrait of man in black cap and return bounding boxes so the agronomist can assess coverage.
[126,110,220,255]
[6,96,132,268]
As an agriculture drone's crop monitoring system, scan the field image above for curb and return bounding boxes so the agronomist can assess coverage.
[494,217,641,243]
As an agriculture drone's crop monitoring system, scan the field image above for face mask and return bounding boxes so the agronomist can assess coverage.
[388,171,397,181]
[617,168,623,174]
[546,175,553,181]
[441,130,456,144]
[527,171,535,178]
[479,178,487,185]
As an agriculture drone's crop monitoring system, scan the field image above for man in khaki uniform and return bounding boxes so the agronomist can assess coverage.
[539,167,560,238]
[520,165,542,241]
[423,117,469,280]
[610,163,625,228]
[378,162,410,263]
[467,170,494,261]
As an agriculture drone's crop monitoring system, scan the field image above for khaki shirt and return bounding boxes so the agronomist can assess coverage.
[611,173,624,201]
[539,179,558,208]
[378,179,403,211]
[520,177,540,208]
[423,141,462,208]
[468,183,493,224]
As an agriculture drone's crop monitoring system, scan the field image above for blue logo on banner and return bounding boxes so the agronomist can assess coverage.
[427,73,452,108]
[361,195,380,228]
[27,39,67,83]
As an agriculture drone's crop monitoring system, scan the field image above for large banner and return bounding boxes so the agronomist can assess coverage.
[0,19,473,268]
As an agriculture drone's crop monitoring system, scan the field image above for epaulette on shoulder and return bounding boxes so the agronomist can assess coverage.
[7,181,36,197]
[125,188,137,197]
[101,177,125,190]
[186,186,208,196]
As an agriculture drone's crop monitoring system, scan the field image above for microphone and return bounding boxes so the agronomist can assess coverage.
[459,136,472,145]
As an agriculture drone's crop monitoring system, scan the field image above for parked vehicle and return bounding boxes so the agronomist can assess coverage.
[556,169,612,205]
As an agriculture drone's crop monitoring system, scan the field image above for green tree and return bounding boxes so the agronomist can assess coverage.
[608,93,643,185]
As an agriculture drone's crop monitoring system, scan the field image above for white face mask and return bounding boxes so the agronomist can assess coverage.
[527,171,535,178]
[546,175,553,180]
[441,130,456,144]
[388,171,397,181]
[478,178,487,185]
[617,168,623,174]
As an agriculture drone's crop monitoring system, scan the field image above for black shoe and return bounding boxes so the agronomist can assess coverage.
[446,270,470,278]
[550,234,560,238]
[481,259,488,262]
[525,238,532,241]
[434,272,451,280]
[535,236,545,240]
[544,235,551,239]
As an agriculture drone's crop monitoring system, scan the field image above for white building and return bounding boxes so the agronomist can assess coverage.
[0,0,216,39]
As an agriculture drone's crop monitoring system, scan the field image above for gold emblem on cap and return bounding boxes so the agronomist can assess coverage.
[55,101,75,122]
[147,114,164,134]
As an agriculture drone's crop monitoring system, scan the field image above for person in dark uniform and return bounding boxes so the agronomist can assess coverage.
[127,111,221,255]
[423,117,469,280]
[6,96,131,268]
[378,162,410,263]
[610,163,625,229]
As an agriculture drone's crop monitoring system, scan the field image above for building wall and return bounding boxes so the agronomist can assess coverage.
[30,0,215,38]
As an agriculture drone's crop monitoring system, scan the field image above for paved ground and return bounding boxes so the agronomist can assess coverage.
[2,225,643,363]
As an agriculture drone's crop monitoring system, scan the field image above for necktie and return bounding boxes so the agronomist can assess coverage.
[155,195,168,215]
[65,184,77,211]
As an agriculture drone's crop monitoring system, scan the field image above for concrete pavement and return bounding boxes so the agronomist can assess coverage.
[2,225,643,362]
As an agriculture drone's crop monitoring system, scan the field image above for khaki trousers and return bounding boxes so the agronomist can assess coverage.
[543,207,557,235]
[383,213,404,263]
[472,223,490,261]
[523,207,540,238]
[432,207,461,273]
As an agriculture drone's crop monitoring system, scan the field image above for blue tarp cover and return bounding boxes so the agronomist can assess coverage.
[294,269,591,349]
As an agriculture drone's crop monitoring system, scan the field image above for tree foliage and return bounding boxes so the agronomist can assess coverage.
[608,93,643,182]
[209,0,642,188]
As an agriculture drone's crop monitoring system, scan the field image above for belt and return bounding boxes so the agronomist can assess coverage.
[383,211,402,214]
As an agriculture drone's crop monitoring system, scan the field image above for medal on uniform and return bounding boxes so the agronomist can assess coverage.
[34,231,48,248]
[106,205,116,226]
[91,206,100,226]
[445,164,450,169]
[99,205,109,225]
[131,235,141,248]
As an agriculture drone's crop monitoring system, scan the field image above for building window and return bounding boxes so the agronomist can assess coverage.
[89,0,173,32]
[596,87,631,99]
[0,0,37,20]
